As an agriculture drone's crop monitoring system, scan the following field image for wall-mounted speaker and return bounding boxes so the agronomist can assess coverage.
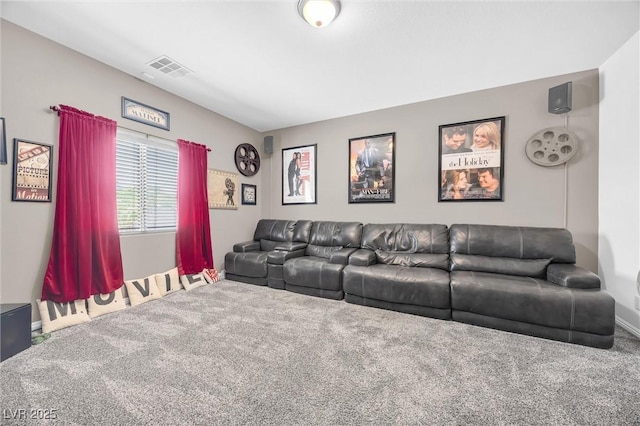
[264,136,274,154]
[548,81,572,114]
[1,303,32,362]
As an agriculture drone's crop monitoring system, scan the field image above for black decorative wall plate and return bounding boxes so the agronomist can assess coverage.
[234,143,260,176]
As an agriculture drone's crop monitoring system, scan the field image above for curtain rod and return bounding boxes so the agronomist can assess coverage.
[49,105,211,152]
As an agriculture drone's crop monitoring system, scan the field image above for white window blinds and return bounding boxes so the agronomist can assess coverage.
[115,128,178,233]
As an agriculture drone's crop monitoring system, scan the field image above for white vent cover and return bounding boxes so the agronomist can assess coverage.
[147,56,193,78]
[525,127,578,167]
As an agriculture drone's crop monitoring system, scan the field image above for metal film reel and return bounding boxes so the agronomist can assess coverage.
[525,127,578,167]
[234,143,261,176]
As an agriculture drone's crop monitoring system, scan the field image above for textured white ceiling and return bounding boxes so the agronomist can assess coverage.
[2,1,639,132]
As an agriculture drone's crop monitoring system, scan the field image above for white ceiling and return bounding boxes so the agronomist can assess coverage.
[1,1,639,132]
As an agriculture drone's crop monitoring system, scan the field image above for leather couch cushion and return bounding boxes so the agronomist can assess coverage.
[293,220,313,242]
[283,256,344,292]
[450,254,551,278]
[450,224,576,263]
[376,251,449,269]
[224,251,268,278]
[306,244,342,259]
[362,223,449,270]
[450,270,615,335]
[260,239,279,252]
[343,264,450,308]
[253,219,296,242]
[305,221,362,258]
[362,223,449,252]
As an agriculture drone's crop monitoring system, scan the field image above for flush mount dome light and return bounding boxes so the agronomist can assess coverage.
[297,0,341,28]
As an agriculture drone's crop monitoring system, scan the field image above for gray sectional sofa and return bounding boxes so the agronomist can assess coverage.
[224,219,615,348]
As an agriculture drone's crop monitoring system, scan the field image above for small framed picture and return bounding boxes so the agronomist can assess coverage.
[282,144,317,205]
[12,138,53,202]
[0,117,7,165]
[438,116,505,202]
[349,132,395,203]
[242,184,257,205]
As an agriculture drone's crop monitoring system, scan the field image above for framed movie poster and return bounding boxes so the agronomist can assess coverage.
[207,169,239,209]
[282,144,317,205]
[438,116,505,202]
[12,139,53,202]
[348,132,395,203]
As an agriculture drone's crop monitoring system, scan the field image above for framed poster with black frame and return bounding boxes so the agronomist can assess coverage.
[12,138,53,202]
[241,184,257,205]
[348,132,395,203]
[438,116,505,202]
[0,117,7,165]
[282,144,317,205]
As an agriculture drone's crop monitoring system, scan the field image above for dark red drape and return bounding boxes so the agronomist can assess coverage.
[42,105,124,302]
[176,139,214,276]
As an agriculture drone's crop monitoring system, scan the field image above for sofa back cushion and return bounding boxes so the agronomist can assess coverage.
[293,220,313,243]
[449,224,575,277]
[254,219,312,251]
[362,223,450,270]
[306,221,362,258]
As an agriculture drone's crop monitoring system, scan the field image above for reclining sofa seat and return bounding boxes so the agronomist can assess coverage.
[224,219,311,287]
[449,224,615,349]
[282,221,362,300]
[342,223,452,319]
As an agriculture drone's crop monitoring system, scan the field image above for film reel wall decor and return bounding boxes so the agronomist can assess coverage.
[525,127,578,167]
[234,143,260,176]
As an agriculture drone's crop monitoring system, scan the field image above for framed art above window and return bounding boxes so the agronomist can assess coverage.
[121,97,170,131]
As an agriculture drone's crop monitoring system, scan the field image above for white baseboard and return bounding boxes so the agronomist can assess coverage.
[616,316,640,339]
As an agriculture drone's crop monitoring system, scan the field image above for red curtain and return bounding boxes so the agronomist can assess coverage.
[176,139,216,276]
[42,105,124,302]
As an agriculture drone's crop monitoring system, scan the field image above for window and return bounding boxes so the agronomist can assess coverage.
[116,128,178,233]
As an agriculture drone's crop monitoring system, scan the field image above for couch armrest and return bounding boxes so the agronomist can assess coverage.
[329,247,358,265]
[348,249,377,266]
[233,241,260,252]
[274,242,308,252]
[547,264,601,289]
[267,249,306,265]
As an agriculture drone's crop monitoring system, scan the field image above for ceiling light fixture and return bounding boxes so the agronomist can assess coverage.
[297,0,341,28]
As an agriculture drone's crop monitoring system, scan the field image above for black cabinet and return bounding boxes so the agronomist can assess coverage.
[1,303,32,362]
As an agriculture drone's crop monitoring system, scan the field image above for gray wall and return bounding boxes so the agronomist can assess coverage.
[0,21,263,319]
[265,71,600,272]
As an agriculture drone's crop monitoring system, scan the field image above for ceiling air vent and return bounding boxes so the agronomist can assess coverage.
[147,55,193,78]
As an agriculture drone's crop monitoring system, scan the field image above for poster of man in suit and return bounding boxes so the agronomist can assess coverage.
[349,132,395,203]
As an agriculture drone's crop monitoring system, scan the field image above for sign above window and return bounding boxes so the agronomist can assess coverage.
[121,97,170,131]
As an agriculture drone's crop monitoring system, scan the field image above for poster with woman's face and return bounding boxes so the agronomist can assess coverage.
[438,116,505,202]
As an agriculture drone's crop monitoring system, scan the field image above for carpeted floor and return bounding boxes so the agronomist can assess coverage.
[1,279,639,425]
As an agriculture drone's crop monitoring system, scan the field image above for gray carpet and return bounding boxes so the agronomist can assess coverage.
[1,279,639,425]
